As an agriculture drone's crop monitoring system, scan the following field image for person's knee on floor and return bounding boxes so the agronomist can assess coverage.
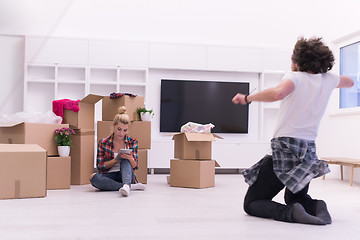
[89,173,96,181]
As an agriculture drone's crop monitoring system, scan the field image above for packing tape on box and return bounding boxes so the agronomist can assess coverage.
[74,129,95,136]
[15,180,20,198]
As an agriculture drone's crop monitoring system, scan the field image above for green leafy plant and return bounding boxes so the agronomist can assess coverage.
[55,128,76,146]
[136,107,154,118]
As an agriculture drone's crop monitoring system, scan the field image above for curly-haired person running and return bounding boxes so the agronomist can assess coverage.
[232,37,354,225]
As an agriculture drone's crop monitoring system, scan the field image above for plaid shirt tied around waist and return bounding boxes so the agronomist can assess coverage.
[242,137,330,194]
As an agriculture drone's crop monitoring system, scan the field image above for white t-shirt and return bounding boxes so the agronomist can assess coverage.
[272,72,340,141]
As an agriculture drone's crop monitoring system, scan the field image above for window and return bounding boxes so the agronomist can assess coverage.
[339,41,360,108]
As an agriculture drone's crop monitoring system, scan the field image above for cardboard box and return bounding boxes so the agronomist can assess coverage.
[128,121,151,149]
[173,133,221,160]
[0,144,47,200]
[135,149,148,184]
[63,94,103,129]
[97,121,151,149]
[170,159,216,189]
[47,156,71,189]
[102,95,144,122]
[0,122,69,156]
[97,121,113,141]
[70,129,95,185]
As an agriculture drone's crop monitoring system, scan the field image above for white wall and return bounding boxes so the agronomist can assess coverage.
[0,35,24,115]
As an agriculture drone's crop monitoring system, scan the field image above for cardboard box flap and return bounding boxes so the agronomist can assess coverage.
[215,160,220,167]
[0,144,46,153]
[80,94,103,104]
[171,132,215,142]
[171,132,223,141]
[0,122,26,127]
[212,134,223,139]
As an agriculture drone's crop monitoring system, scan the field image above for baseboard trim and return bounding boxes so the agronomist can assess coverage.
[148,168,245,175]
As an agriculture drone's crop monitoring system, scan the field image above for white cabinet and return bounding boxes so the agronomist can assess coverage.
[25,37,88,65]
[148,43,207,70]
[263,48,292,72]
[207,46,263,72]
[89,40,148,67]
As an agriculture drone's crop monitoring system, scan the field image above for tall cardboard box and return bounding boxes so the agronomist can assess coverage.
[97,120,151,149]
[63,94,103,129]
[170,160,215,189]
[47,156,71,189]
[0,122,69,156]
[102,95,144,121]
[172,133,219,160]
[135,149,148,184]
[70,129,95,185]
[0,144,47,200]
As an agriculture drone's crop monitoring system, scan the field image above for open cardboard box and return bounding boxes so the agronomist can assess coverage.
[0,144,47,200]
[63,94,103,129]
[102,95,144,122]
[0,122,69,156]
[172,132,222,160]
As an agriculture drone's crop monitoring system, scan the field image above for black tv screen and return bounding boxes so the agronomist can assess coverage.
[160,79,249,133]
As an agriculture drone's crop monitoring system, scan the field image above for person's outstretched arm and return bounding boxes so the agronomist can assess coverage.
[232,79,295,105]
[337,76,354,88]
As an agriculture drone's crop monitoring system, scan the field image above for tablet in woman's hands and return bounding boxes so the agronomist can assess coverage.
[120,149,132,155]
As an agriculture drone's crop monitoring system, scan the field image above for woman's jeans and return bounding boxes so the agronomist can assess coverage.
[90,159,136,191]
[243,155,318,223]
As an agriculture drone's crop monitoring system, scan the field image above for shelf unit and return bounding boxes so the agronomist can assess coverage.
[258,71,285,142]
[24,64,147,120]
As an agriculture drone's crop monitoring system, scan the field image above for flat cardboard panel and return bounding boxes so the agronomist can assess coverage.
[97,120,151,149]
[102,96,144,121]
[47,156,71,189]
[135,149,148,184]
[0,144,47,199]
[70,129,95,185]
[170,160,215,188]
[173,133,212,160]
[0,122,69,156]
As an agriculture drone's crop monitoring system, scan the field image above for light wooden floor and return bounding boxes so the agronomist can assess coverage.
[1,174,360,240]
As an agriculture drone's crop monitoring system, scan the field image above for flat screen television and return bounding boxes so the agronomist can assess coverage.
[160,79,249,133]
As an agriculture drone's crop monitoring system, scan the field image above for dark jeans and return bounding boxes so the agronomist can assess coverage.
[90,159,136,191]
[243,155,318,223]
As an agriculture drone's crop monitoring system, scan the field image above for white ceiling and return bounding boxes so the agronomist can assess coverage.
[0,0,359,48]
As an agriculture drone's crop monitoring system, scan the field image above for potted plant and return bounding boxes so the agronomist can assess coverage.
[54,127,76,157]
[136,107,154,121]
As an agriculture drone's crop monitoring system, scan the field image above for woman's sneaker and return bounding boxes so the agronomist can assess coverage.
[119,184,130,197]
[131,183,146,191]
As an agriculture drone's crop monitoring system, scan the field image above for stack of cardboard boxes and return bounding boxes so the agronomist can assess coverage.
[97,95,151,184]
[62,94,103,185]
[0,122,70,199]
[169,132,221,189]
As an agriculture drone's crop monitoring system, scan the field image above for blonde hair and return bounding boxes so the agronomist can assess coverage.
[113,106,130,126]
